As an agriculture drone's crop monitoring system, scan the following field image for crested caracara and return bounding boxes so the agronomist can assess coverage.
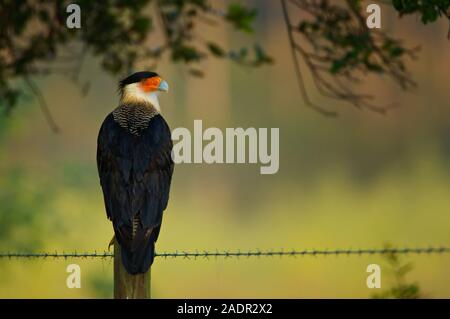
[97,71,174,274]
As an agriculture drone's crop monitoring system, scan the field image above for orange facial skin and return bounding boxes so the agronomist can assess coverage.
[139,76,161,92]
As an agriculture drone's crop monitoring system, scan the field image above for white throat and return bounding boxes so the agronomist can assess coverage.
[121,83,161,112]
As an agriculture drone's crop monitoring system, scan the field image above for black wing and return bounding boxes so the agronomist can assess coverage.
[97,113,174,273]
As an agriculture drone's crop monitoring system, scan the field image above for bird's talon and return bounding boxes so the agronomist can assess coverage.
[108,235,115,251]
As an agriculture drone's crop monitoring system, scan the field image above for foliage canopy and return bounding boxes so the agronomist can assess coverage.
[0,0,449,127]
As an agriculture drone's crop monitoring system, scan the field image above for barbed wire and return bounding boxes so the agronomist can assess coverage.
[0,246,449,260]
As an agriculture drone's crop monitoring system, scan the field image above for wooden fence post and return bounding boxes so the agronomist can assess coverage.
[114,239,151,299]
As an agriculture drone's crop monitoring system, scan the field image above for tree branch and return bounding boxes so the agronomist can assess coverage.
[23,74,59,133]
[281,0,338,117]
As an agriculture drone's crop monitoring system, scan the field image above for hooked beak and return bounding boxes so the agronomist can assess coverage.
[158,79,169,92]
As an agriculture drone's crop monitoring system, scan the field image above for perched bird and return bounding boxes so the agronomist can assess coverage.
[97,71,174,274]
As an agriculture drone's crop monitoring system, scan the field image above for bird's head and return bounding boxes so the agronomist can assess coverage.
[119,71,169,112]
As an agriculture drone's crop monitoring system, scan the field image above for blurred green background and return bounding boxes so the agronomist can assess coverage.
[1,1,450,298]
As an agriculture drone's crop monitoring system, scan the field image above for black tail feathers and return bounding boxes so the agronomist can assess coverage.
[120,238,155,274]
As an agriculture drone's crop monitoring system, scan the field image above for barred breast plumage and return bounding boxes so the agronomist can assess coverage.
[112,103,158,136]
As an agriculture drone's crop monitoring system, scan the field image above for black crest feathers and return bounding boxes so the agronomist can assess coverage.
[119,71,159,90]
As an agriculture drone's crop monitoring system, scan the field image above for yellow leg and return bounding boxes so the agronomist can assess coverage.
[108,235,115,251]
